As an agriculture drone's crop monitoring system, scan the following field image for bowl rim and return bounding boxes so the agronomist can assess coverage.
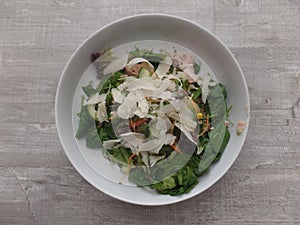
[55,13,250,206]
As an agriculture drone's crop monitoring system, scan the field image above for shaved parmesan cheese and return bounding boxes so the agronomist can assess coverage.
[139,133,176,154]
[140,152,149,167]
[103,54,128,75]
[97,101,108,123]
[149,117,172,137]
[164,133,177,145]
[127,57,154,69]
[175,122,197,144]
[161,56,172,65]
[116,91,139,119]
[117,82,127,91]
[159,101,177,115]
[197,73,217,103]
[167,74,182,85]
[197,146,204,155]
[134,97,149,118]
[176,71,188,80]
[156,63,170,79]
[126,77,156,91]
[111,88,124,103]
[155,57,172,79]
[141,78,174,100]
[138,136,164,154]
[103,139,120,150]
[120,132,145,150]
[169,100,180,111]
[84,93,107,106]
[183,69,199,82]
[168,111,180,121]
[149,154,166,167]
[151,79,163,88]
[177,99,197,130]
[139,136,163,153]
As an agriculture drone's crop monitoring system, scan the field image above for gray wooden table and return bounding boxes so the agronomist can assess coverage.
[1,0,299,224]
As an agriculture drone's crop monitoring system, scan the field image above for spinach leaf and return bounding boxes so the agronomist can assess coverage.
[128,167,151,186]
[135,123,150,137]
[152,166,199,196]
[197,84,227,172]
[193,62,201,74]
[151,177,176,192]
[150,152,191,181]
[86,126,102,148]
[192,88,202,101]
[111,147,132,165]
[75,96,94,139]
[213,129,230,163]
[101,121,117,139]
[82,84,96,97]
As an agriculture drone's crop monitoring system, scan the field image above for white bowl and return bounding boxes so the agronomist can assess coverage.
[55,14,249,206]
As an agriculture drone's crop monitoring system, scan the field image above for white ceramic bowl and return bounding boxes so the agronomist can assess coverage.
[55,14,249,206]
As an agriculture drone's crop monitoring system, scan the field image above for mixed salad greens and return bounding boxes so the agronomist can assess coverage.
[76,47,231,196]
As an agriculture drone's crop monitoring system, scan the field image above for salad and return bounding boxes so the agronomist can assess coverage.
[75,47,231,196]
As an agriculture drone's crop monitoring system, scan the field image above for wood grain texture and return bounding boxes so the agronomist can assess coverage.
[0,0,299,224]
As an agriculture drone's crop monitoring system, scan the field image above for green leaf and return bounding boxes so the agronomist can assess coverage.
[86,126,102,148]
[150,152,191,181]
[151,177,176,192]
[192,88,202,101]
[135,123,150,137]
[101,121,117,139]
[152,166,199,196]
[97,71,123,94]
[128,167,151,186]
[197,83,228,172]
[82,84,96,97]
[193,62,200,74]
[213,129,230,163]
[182,79,189,91]
[75,96,94,139]
[111,147,132,165]
[129,47,167,62]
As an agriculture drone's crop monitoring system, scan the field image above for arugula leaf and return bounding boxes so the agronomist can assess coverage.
[75,96,94,139]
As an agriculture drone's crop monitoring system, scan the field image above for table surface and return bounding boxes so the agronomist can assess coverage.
[1,0,300,224]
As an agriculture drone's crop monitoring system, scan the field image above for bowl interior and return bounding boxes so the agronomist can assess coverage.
[55,14,249,206]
